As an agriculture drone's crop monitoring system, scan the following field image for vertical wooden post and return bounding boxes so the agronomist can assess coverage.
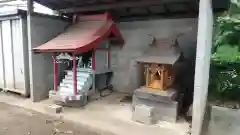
[108,46,111,69]
[52,54,58,91]
[145,64,149,88]
[92,50,96,70]
[27,0,33,14]
[146,67,149,87]
[160,68,164,90]
[27,0,34,100]
[72,14,77,23]
[73,54,78,95]
[92,50,96,93]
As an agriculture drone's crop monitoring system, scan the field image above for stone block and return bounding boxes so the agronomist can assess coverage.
[45,104,63,114]
[132,87,182,123]
[135,104,154,117]
[132,105,156,125]
[49,90,67,103]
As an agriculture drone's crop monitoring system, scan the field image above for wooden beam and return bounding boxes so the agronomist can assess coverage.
[0,0,15,3]
[60,0,188,13]
[185,0,199,12]
[117,11,197,22]
[27,0,33,13]
[163,4,171,14]
[35,0,62,10]
[27,0,34,101]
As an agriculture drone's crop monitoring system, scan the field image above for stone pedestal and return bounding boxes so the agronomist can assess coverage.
[132,87,182,123]
[49,90,88,107]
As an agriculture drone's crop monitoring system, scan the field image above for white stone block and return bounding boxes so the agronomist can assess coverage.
[45,104,63,114]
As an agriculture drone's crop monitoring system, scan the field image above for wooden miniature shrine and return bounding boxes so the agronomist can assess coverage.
[33,13,124,105]
[132,36,183,123]
[144,63,175,90]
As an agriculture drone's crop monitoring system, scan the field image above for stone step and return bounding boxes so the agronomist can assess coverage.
[65,68,93,73]
[58,86,83,94]
[58,70,93,96]
[64,75,89,81]
[62,78,86,86]
[67,71,91,78]
[59,83,83,90]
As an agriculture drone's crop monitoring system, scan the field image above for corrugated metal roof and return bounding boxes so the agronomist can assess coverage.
[35,0,229,11]
[0,9,67,21]
[33,14,124,53]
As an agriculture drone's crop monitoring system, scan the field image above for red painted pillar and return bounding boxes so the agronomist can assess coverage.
[108,47,111,69]
[52,54,58,91]
[72,54,77,95]
[92,50,96,70]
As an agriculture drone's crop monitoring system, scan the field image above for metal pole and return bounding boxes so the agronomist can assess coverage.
[72,54,78,95]
[52,55,58,91]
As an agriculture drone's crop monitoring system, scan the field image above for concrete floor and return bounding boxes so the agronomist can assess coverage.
[0,103,103,135]
[0,92,189,135]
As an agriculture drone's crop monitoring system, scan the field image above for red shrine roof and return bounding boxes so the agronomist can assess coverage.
[33,13,124,53]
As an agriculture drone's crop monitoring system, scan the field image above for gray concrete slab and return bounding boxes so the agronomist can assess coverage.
[0,102,106,135]
[0,92,189,135]
[205,106,240,135]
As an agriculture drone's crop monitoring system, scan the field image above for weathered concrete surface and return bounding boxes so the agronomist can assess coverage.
[132,105,156,125]
[111,18,198,94]
[191,0,213,134]
[0,92,190,135]
[0,102,104,135]
[28,15,69,102]
[205,106,240,135]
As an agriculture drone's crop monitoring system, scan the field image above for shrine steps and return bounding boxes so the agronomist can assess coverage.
[58,70,93,95]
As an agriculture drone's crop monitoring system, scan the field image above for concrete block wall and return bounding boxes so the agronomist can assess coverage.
[110,18,198,94]
[28,15,69,102]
